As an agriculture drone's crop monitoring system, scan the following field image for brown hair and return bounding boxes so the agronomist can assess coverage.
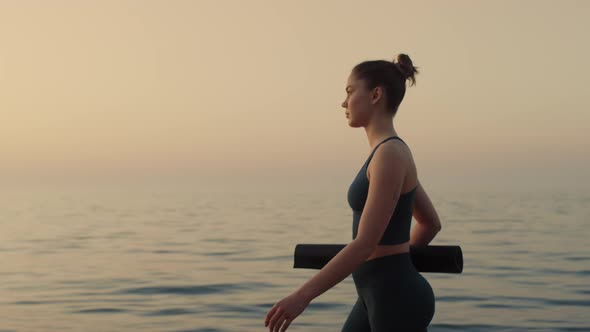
[352,53,419,113]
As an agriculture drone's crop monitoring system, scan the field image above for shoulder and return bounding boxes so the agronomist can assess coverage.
[367,140,407,181]
[371,139,408,168]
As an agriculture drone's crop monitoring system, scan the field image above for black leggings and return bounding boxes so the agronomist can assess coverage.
[341,253,435,332]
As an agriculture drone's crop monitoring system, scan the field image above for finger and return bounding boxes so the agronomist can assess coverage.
[274,314,290,332]
[273,316,285,332]
[264,304,277,324]
[280,318,293,332]
[269,307,283,331]
[265,304,277,326]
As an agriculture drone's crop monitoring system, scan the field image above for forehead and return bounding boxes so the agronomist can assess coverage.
[346,72,357,85]
[346,73,365,88]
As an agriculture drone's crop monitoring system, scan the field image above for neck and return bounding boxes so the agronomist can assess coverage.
[364,111,397,149]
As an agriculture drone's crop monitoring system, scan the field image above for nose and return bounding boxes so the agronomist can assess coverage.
[341,100,347,108]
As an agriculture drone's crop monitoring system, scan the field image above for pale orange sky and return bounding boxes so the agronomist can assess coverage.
[1,0,589,191]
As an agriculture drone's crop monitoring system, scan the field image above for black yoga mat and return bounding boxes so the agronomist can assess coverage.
[294,244,463,274]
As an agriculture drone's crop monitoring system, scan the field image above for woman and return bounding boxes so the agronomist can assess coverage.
[265,54,442,332]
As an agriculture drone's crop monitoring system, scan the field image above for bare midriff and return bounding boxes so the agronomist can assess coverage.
[366,242,410,261]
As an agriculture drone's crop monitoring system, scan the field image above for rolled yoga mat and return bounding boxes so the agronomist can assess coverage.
[294,244,463,274]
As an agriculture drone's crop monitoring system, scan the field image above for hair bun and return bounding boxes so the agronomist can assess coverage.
[394,53,419,86]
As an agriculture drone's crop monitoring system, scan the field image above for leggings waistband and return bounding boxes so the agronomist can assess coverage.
[352,252,418,288]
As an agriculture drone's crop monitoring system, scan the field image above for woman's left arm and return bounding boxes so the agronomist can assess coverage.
[265,144,405,331]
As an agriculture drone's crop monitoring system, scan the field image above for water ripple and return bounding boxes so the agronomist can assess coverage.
[227,255,291,262]
[438,295,489,302]
[495,295,590,307]
[153,250,185,254]
[432,323,512,331]
[307,301,349,311]
[205,251,241,256]
[171,329,224,332]
[544,298,590,307]
[117,282,272,296]
[575,269,590,276]
[477,303,516,309]
[142,308,197,316]
[75,308,127,314]
[211,303,265,314]
[565,256,590,262]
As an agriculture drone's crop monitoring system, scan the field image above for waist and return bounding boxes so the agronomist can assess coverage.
[366,242,410,261]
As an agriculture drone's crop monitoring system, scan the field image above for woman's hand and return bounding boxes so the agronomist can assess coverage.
[264,290,310,332]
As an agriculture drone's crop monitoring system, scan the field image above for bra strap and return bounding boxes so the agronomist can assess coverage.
[367,136,404,165]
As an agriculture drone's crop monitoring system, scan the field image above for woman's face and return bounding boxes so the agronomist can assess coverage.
[341,73,373,128]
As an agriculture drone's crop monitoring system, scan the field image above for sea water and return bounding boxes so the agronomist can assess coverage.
[1,180,588,331]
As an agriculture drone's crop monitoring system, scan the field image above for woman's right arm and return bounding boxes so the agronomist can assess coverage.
[410,179,442,247]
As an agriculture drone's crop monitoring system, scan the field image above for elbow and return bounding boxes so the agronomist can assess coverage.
[434,223,442,233]
[430,216,442,233]
[430,224,441,236]
[417,220,441,233]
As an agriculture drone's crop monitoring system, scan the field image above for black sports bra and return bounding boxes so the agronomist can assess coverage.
[347,136,416,245]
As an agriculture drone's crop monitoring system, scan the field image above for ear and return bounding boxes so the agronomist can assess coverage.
[370,86,384,105]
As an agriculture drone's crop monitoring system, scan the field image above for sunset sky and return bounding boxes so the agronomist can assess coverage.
[1,0,588,191]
